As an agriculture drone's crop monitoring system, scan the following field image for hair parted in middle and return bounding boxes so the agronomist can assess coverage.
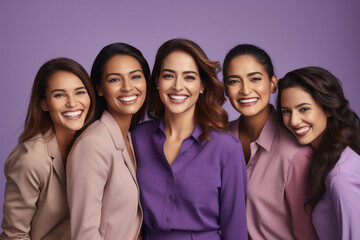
[148,38,228,140]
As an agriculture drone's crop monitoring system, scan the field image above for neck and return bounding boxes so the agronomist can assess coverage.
[240,105,272,142]
[164,109,196,140]
[55,129,75,162]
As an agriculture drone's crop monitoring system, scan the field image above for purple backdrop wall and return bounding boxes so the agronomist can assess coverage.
[1,0,360,231]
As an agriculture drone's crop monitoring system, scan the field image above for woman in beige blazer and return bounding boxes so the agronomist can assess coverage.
[0,58,95,239]
[67,43,150,240]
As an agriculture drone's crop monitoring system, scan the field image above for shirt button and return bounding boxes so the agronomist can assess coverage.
[165,217,169,222]
[168,195,173,200]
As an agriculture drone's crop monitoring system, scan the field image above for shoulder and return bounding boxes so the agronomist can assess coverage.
[132,119,157,136]
[208,130,242,152]
[328,147,360,183]
[5,134,51,178]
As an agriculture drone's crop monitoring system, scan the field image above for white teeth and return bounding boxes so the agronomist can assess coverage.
[239,98,258,103]
[63,110,82,117]
[295,127,310,134]
[119,95,137,102]
[169,95,188,100]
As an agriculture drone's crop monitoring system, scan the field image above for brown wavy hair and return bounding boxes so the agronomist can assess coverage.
[19,57,96,143]
[148,38,228,140]
[276,66,360,207]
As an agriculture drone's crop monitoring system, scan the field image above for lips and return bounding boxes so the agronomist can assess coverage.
[293,126,310,136]
[62,110,83,119]
[118,95,138,103]
[238,97,259,106]
[169,94,188,103]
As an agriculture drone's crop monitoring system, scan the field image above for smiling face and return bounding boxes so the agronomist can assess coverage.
[97,54,146,120]
[225,54,277,119]
[42,71,91,136]
[280,86,329,149]
[158,51,204,117]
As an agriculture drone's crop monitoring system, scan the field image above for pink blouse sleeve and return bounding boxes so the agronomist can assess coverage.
[285,147,319,240]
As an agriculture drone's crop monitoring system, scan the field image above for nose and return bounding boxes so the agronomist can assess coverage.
[122,78,134,92]
[172,77,183,91]
[240,81,251,95]
[290,111,301,126]
[66,95,76,108]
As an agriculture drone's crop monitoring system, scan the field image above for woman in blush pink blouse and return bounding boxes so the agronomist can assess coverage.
[277,66,360,240]
[132,38,247,240]
[223,44,318,240]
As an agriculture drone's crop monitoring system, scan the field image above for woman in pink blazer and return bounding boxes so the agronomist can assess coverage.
[0,58,95,239]
[67,43,150,240]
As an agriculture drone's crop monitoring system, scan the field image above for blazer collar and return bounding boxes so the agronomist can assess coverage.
[44,131,66,186]
[100,110,137,180]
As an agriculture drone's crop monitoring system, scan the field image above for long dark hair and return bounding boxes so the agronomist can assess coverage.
[277,66,360,207]
[19,57,96,143]
[90,43,150,130]
[149,38,228,140]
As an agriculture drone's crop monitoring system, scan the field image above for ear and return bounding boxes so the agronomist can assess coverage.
[326,110,332,117]
[96,84,104,96]
[199,81,205,94]
[270,75,278,94]
[40,99,48,111]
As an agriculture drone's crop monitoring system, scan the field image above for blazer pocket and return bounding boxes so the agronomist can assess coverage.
[182,166,220,204]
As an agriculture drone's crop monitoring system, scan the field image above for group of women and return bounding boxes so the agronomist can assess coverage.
[0,38,359,240]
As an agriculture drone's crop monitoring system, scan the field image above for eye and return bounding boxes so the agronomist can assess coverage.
[281,109,291,114]
[75,90,87,95]
[251,77,262,82]
[185,75,196,81]
[300,107,310,112]
[227,79,240,85]
[53,93,65,98]
[162,74,174,80]
[131,74,142,80]
[108,77,120,83]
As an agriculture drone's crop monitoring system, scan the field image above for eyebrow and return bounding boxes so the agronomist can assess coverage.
[105,69,143,78]
[295,103,311,108]
[226,71,263,79]
[51,86,86,94]
[162,69,198,76]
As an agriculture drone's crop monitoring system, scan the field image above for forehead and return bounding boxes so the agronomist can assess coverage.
[104,54,141,73]
[227,54,266,74]
[47,71,84,90]
[281,86,315,106]
[162,51,198,71]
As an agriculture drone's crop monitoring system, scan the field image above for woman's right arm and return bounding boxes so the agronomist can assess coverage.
[0,148,43,239]
[67,134,109,240]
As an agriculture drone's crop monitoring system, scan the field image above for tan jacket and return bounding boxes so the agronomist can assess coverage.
[67,110,143,240]
[0,132,70,240]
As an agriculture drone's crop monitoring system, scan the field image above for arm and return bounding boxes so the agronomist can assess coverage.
[285,148,318,240]
[220,141,248,240]
[329,172,360,239]
[67,134,110,240]
[0,146,45,239]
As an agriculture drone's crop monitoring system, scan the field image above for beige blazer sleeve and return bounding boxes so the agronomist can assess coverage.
[67,130,109,240]
[0,140,47,239]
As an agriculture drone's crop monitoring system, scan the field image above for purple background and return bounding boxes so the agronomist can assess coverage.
[1,0,360,230]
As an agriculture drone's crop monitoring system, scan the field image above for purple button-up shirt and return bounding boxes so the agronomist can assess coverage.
[132,118,247,240]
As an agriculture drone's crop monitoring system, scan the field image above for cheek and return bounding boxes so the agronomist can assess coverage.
[226,87,238,101]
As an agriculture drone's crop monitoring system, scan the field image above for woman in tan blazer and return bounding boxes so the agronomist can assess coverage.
[67,43,150,240]
[0,58,95,239]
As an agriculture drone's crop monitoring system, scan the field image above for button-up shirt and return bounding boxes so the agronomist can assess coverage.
[132,118,247,240]
[229,107,318,240]
[312,146,360,240]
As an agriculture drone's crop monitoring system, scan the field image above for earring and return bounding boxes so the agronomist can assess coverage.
[156,86,159,89]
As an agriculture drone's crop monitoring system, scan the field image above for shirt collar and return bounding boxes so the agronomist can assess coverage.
[255,106,278,152]
[153,117,206,146]
[100,110,126,150]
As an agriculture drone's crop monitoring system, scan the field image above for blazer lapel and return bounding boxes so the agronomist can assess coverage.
[100,111,138,184]
[45,132,66,186]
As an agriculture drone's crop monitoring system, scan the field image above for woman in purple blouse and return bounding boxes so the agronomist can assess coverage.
[131,38,248,240]
[223,44,318,239]
[277,66,360,240]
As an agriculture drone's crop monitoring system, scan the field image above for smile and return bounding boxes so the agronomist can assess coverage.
[238,98,259,106]
[294,126,310,136]
[118,95,138,103]
[62,110,83,119]
[169,94,188,103]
